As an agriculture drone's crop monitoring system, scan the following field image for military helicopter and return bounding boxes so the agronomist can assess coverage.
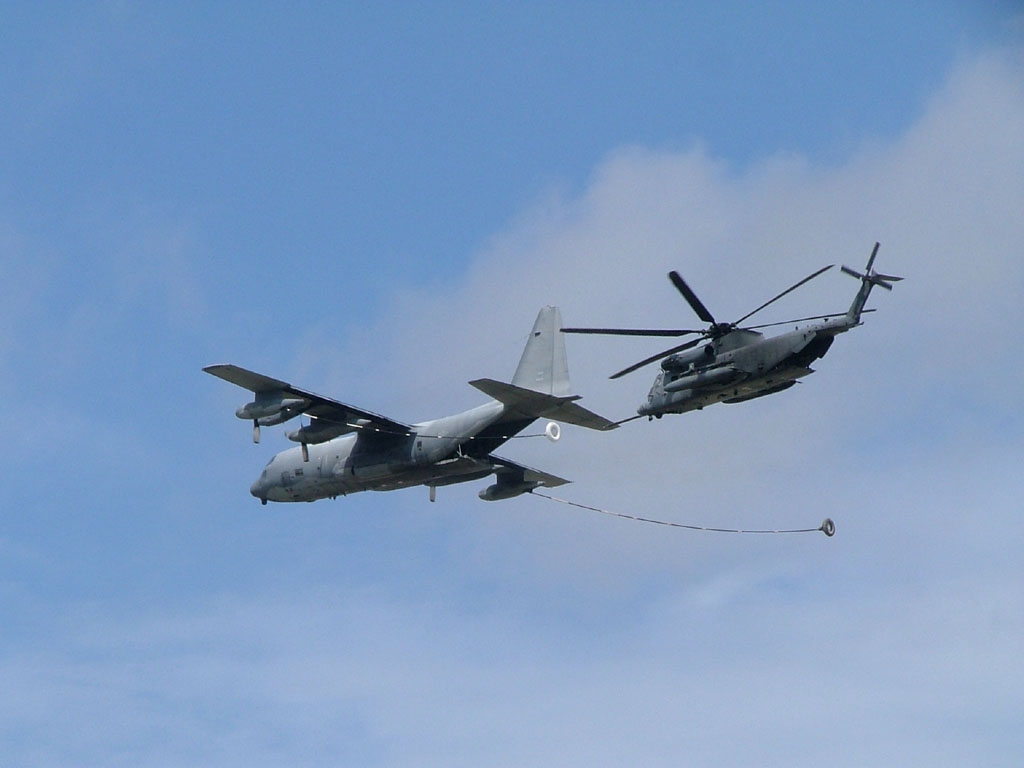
[563,243,901,418]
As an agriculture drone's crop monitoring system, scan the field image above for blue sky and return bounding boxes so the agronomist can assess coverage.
[2,3,1023,766]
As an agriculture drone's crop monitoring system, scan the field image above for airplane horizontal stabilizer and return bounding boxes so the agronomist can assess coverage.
[469,378,618,431]
[491,456,569,488]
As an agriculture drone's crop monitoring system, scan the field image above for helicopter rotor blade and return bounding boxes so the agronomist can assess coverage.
[733,264,834,327]
[842,257,903,290]
[561,327,703,337]
[668,271,716,325]
[865,242,880,273]
[741,308,875,331]
[840,265,864,279]
[609,337,704,380]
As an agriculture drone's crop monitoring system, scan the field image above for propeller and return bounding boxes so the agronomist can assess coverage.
[840,242,904,290]
[733,264,834,324]
[565,263,835,378]
[669,270,716,324]
[743,308,874,331]
[560,326,703,337]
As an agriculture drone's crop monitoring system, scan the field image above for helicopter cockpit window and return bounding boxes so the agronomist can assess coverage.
[648,372,665,399]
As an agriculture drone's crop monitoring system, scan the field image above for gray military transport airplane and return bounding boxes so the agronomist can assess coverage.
[205,307,617,505]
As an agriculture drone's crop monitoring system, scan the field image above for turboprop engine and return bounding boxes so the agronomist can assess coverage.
[235,392,307,442]
[287,418,366,461]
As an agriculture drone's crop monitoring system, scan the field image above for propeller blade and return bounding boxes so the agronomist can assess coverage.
[865,242,880,273]
[561,327,702,337]
[872,273,903,282]
[841,265,864,279]
[733,264,834,326]
[668,270,716,325]
[609,337,703,380]
[874,280,893,291]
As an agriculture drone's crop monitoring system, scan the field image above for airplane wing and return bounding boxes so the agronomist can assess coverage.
[423,454,569,489]
[203,363,411,436]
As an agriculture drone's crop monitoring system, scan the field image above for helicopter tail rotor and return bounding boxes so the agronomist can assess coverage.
[840,265,903,291]
[841,242,902,325]
[841,242,904,291]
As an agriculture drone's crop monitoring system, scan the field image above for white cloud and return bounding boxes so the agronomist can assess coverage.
[227,42,1024,765]
[5,568,1021,767]
[326,43,1024,554]
[357,47,1024,418]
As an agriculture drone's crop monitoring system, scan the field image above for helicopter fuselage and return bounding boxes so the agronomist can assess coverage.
[640,315,855,417]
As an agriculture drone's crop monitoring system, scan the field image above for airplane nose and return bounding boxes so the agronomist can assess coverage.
[250,478,264,498]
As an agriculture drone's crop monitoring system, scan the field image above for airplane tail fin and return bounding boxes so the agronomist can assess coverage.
[511,305,572,397]
[469,306,618,431]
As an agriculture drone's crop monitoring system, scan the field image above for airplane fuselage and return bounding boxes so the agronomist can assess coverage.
[249,400,526,502]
